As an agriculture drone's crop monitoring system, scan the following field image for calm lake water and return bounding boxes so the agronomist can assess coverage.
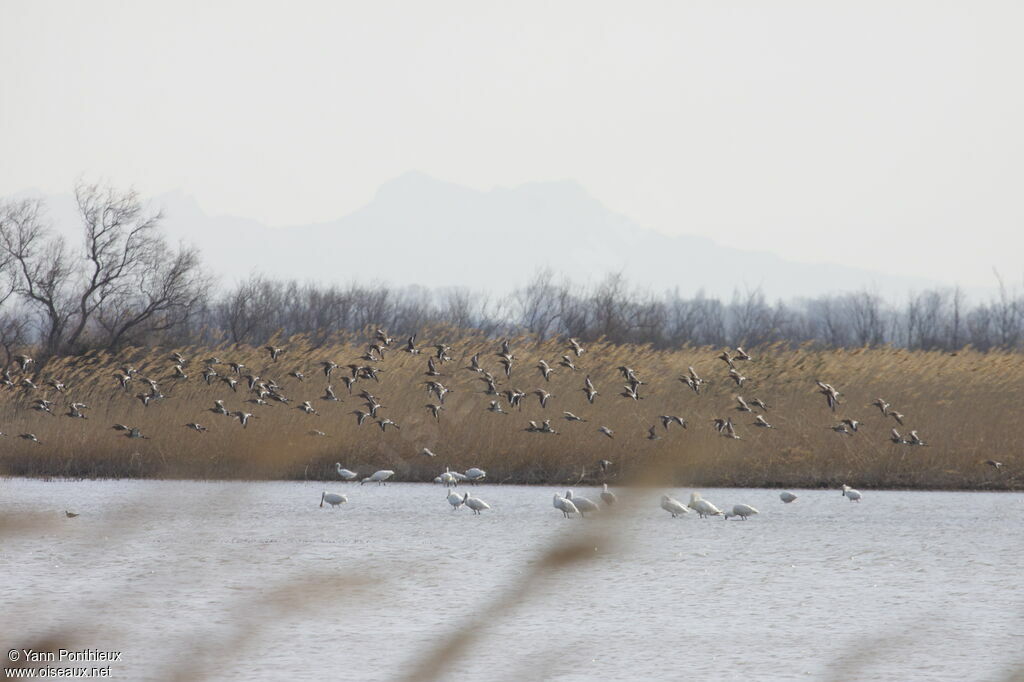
[1,479,1021,681]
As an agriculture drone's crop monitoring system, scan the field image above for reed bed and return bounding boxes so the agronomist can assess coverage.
[0,331,1020,489]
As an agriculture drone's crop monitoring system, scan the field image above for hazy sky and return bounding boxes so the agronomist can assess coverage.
[1,1,1021,288]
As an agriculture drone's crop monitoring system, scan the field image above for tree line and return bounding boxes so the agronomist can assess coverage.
[1,182,1022,363]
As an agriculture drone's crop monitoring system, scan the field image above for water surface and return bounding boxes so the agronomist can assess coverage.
[2,479,1021,680]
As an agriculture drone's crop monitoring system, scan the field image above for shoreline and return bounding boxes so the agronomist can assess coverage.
[2,473,1018,493]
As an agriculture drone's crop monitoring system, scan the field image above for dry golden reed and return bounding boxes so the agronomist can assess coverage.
[0,331,1019,490]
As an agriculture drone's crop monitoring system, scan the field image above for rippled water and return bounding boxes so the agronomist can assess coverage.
[1,479,1021,681]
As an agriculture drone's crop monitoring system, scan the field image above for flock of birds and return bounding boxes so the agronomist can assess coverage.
[3,327,1008,478]
[315,470,861,519]
[63,473,857,519]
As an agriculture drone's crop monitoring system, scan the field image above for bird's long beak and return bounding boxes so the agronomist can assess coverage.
[320,492,325,507]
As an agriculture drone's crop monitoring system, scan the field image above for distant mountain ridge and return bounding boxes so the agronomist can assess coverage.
[21,172,939,299]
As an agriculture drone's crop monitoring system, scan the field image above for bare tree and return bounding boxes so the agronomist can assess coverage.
[0,197,75,355]
[6,194,1024,355]
[0,183,209,355]
[991,271,1022,348]
[94,241,209,348]
[512,268,562,339]
[843,290,887,347]
[0,311,29,369]
[590,272,631,343]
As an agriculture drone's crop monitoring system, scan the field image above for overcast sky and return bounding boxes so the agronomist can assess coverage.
[1,0,1021,289]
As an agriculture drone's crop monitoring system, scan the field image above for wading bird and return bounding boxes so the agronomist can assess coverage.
[462,492,490,515]
[841,484,862,502]
[361,470,395,485]
[724,504,759,520]
[553,493,579,518]
[464,467,487,484]
[565,489,599,517]
[335,464,359,480]
[320,492,347,508]
[660,495,690,517]
[688,492,723,518]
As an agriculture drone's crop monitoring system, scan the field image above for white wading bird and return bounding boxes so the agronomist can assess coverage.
[600,483,617,506]
[661,495,691,517]
[447,491,464,510]
[361,470,395,485]
[565,489,599,517]
[438,469,458,487]
[335,463,359,480]
[553,493,579,518]
[724,504,759,520]
[841,484,862,502]
[320,492,348,508]
[462,492,491,515]
[688,492,724,518]
[464,467,487,484]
